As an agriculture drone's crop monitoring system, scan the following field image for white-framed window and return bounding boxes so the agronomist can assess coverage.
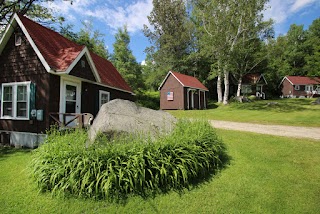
[1,82,31,120]
[305,85,313,92]
[294,85,300,90]
[99,90,110,108]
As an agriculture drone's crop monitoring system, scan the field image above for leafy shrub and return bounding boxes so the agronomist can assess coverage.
[135,90,160,109]
[31,120,229,200]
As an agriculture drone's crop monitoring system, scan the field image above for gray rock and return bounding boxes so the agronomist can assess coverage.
[312,97,320,105]
[87,99,177,143]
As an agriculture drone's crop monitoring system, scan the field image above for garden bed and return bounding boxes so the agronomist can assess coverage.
[30,120,229,200]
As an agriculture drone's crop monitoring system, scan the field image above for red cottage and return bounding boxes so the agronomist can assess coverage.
[280,76,320,98]
[0,14,134,147]
[159,71,208,110]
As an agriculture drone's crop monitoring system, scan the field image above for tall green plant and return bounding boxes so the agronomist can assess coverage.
[31,120,229,200]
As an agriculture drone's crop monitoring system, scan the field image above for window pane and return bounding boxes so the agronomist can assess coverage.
[3,86,12,101]
[3,102,12,116]
[66,85,76,101]
[17,85,27,101]
[100,92,109,106]
[17,102,27,117]
[66,101,76,113]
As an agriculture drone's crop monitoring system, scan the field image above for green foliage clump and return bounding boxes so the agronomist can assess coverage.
[31,120,229,200]
[135,90,160,109]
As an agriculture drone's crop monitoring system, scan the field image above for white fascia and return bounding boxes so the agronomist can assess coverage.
[13,14,51,73]
[63,47,101,83]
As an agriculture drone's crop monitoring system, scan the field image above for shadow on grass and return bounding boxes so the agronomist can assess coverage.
[0,146,31,161]
[137,148,232,202]
[230,99,311,112]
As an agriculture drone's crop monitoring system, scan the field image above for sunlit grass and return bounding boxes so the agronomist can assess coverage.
[169,98,320,127]
[1,129,320,213]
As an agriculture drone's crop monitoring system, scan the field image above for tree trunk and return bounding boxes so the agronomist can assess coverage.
[217,73,223,103]
[236,77,242,97]
[223,70,229,105]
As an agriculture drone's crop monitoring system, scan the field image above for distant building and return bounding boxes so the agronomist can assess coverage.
[280,76,320,98]
[159,71,208,110]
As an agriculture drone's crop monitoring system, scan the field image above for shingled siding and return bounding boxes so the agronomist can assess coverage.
[81,81,135,116]
[69,55,96,82]
[281,79,308,97]
[0,27,59,133]
[160,74,185,110]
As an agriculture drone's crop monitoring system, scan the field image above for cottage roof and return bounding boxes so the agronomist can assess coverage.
[0,14,132,93]
[242,73,267,85]
[282,76,320,85]
[159,71,208,91]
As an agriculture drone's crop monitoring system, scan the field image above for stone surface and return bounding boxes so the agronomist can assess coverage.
[312,97,320,105]
[88,99,177,143]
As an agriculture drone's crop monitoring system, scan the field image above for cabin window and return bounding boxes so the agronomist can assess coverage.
[305,85,313,92]
[99,90,110,108]
[15,34,22,46]
[294,85,300,90]
[1,82,31,120]
[81,60,86,68]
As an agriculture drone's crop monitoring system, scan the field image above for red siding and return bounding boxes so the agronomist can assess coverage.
[160,74,185,110]
[281,78,309,97]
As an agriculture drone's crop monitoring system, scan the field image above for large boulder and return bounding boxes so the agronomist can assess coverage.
[312,97,320,105]
[87,99,177,143]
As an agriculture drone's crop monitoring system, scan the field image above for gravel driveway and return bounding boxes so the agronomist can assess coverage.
[210,120,320,140]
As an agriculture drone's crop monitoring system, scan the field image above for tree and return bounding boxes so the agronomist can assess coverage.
[304,18,320,76]
[0,0,72,35]
[58,20,110,59]
[284,24,307,75]
[193,0,270,104]
[143,0,194,83]
[112,26,143,91]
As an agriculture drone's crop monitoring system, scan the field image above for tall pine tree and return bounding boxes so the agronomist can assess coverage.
[112,26,143,91]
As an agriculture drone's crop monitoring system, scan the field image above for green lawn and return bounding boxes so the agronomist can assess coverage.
[169,98,320,127]
[1,129,320,213]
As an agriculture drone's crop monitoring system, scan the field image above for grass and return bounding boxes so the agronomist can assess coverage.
[1,129,320,213]
[169,98,320,127]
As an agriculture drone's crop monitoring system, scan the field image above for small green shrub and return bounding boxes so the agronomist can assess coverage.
[135,90,160,109]
[31,120,229,200]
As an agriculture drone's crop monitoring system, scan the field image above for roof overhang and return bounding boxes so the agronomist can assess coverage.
[279,76,294,88]
[59,47,101,83]
[158,71,208,91]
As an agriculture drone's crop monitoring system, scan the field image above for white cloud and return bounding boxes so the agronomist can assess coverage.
[44,0,153,34]
[264,0,318,24]
[290,0,317,12]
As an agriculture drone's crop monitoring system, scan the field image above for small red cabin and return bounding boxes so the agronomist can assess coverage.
[159,71,208,110]
[280,76,320,98]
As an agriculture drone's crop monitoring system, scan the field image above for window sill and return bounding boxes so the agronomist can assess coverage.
[0,117,30,120]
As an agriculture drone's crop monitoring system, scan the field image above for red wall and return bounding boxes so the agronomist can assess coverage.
[160,74,185,110]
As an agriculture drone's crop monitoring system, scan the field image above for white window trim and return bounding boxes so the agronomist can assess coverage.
[99,90,110,108]
[59,78,81,114]
[305,85,313,92]
[1,81,31,120]
[294,85,300,90]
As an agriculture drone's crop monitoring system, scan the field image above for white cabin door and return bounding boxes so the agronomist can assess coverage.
[60,79,81,126]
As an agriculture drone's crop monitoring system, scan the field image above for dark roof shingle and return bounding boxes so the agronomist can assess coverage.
[171,71,208,91]
[18,14,132,93]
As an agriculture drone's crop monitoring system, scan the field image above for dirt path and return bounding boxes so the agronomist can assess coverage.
[209,120,320,140]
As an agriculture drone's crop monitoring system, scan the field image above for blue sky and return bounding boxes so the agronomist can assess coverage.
[44,0,320,63]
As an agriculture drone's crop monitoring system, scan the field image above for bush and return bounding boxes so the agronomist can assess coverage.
[31,120,229,200]
[135,90,160,110]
